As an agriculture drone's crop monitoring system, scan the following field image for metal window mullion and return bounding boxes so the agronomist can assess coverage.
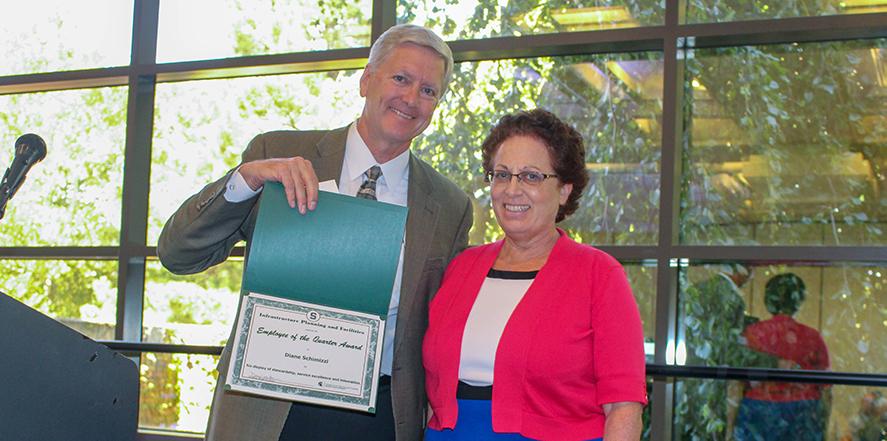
[673,246,887,262]
[680,12,887,48]
[371,0,398,43]
[448,29,666,63]
[2,15,884,94]
[116,0,159,342]
[651,0,685,439]
[0,247,120,259]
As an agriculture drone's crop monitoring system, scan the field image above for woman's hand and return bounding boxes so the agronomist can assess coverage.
[602,401,643,441]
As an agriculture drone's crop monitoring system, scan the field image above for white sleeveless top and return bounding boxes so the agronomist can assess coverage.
[458,269,537,386]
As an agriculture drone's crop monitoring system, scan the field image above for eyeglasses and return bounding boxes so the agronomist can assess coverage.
[484,170,558,186]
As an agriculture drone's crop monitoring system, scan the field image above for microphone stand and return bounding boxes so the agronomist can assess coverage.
[0,169,13,220]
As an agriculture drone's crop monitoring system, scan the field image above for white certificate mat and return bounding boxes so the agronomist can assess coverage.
[225,293,385,413]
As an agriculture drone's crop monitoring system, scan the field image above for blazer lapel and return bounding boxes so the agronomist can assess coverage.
[311,125,349,184]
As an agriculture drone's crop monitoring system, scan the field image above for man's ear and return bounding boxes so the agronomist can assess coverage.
[359,66,372,97]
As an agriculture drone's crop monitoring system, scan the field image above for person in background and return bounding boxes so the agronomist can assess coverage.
[733,272,831,441]
[677,263,773,441]
[423,108,647,441]
[158,24,472,441]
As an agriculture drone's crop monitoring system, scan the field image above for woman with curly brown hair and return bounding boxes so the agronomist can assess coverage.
[423,108,647,440]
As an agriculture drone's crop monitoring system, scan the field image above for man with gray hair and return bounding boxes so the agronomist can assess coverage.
[159,24,472,441]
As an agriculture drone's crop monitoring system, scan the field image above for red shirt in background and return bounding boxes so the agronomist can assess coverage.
[743,314,830,401]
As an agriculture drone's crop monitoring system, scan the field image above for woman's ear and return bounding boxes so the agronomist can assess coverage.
[559,182,573,205]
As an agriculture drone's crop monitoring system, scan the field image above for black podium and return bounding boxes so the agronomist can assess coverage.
[0,291,138,441]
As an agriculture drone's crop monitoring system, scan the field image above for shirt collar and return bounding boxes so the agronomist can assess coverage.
[345,121,410,187]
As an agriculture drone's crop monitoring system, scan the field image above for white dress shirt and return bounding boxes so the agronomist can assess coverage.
[224,122,409,376]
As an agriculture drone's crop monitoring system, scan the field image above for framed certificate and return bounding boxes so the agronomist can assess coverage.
[225,293,385,413]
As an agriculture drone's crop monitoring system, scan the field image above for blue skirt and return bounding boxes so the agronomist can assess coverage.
[425,398,603,441]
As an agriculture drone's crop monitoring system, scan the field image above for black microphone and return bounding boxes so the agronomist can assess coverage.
[0,133,47,220]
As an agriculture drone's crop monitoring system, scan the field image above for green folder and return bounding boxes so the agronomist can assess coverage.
[242,183,408,318]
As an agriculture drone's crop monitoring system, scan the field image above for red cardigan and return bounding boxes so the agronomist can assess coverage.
[423,231,648,441]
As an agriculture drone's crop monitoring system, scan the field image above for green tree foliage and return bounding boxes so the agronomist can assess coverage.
[411,55,662,246]
[139,352,182,429]
[2,260,116,318]
[0,86,125,324]
[0,1,132,76]
[681,39,887,245]
[231,0,370,56]
[401,0,662,39]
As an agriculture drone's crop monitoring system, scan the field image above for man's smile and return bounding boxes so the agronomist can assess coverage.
[390,107,416,120]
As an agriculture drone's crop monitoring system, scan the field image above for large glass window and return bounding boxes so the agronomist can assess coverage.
[679,262,887,374]
[415,54,663,245]
[149,71,363,243]
[681,40,887,245]
[0,259,117,340]
[677,261,886,440]
[626,263,657,359]
[139,352,219,434]
[400,0,663,39]
[0,0,133,76]
[143,260,243,346]
[156,0,372,63]
[0,87,127,247]
[675,379,887,441]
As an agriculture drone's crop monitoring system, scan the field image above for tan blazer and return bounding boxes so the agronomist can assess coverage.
[158,126,472,441]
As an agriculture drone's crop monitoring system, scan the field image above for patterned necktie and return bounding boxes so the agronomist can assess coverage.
[356,165,382,200]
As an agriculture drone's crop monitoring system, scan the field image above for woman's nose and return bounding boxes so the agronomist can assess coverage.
[503,175,522,194]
